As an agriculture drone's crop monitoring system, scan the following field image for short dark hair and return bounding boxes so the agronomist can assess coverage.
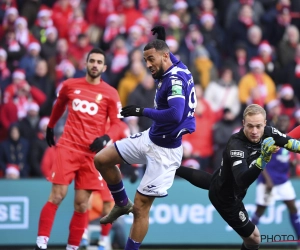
[86,48,106,63]
[144,39,169,52]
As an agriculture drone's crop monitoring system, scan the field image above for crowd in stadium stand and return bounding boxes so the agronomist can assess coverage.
[1,0,300,179]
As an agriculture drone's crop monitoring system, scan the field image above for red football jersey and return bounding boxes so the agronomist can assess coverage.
[48,77,122,155]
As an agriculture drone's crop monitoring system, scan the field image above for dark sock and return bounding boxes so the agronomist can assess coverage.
[107,181,128,207]
[125,237,141,250]
[290,213,300,238]
[175,166,212,190]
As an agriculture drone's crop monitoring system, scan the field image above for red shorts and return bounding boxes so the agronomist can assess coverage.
[49,146,106,191]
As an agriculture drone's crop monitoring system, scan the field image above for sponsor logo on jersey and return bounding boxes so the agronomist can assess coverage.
[230,150,244,158]
[72,98,98,115]
[95,94,102,103]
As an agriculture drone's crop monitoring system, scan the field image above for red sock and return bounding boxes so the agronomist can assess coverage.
[38,201,58,237]
[68,211,87,246]
[101,223,112,236]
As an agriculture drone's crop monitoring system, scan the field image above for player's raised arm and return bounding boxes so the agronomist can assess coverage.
[46,81,69,146]
[267,126,300,153]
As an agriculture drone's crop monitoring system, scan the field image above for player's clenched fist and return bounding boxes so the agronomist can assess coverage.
[46,127,55,147]
[89,134,111,153]
[120,105,144,117]
[151,26,166,41]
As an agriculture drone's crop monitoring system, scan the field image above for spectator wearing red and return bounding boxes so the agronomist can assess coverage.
[101,13,125,51]
[0,91,18,141]
[85,0,120,29]
[1,7,18,33]
[14,17,37,48]
[117,0,142,32]
[68,33,93,67]
[51,0,73,40]
[183,85,217,172]
[279,84,297,130]
[125,25,147,52]
[68,7,89,44]
[141,0,160,27]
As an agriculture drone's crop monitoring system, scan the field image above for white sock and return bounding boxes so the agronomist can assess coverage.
[99,235,109,246]
[82,228,88,240]
[36,236,49,249]
[66,244,78,250]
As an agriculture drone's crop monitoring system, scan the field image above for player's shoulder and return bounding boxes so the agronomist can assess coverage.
[101,80,117,91]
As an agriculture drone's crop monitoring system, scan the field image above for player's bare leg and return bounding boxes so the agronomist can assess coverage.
[94,145,133,224]
[284,200,300,249]
[35,184,68,249]
[240,226,260,250]
[251,205,267,225]
[66,189,92,250]
[124,192,155,249]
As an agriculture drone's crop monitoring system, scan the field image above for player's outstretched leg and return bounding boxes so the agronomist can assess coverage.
[175,166,212,190]
[94,145,133,224]
[35,184,68,249]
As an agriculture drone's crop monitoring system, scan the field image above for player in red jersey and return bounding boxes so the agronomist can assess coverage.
[35,48,123,250]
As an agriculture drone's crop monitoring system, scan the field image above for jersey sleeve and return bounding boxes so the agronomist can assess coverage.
[48,81,69,128]
[106,88,123,142]
[167,77,186,101]
[228,140,261,189]
[266,126,300,153]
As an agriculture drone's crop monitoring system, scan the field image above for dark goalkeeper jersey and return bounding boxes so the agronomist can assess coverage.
[210,126,293,205]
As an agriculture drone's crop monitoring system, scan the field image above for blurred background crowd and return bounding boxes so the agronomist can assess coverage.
[1,0,300,180]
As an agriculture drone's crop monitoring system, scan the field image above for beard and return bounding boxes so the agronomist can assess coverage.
[87,68,102,79]
[151,65,165,79]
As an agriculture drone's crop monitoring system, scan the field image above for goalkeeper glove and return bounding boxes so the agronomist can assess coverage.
[46,127,55,147]
[255,137,276,170]
[151,26,166,41]
[89,134,110,153]
[120,105,144,117]
[284,139,300,153]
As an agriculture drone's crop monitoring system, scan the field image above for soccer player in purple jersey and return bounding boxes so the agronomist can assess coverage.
[93,27,196,250]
